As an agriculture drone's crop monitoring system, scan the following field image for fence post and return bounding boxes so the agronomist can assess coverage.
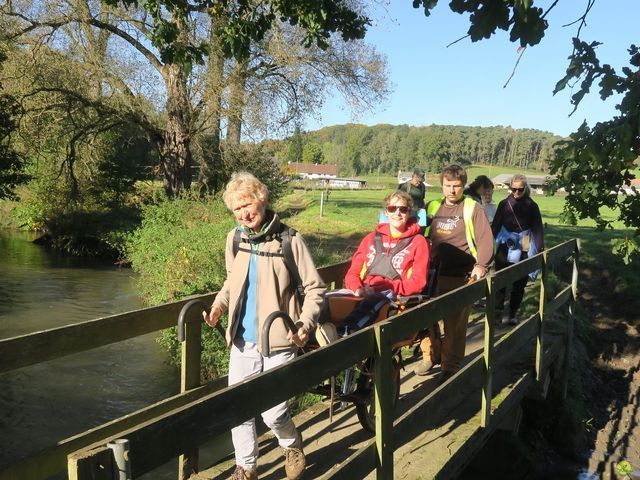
[374,322,393,479]
[320,190,325,217]
[481,276,496,428]
[536,250,548,382]
[108,439,132,480]
[178,312,202,478]
[562,239,580,400]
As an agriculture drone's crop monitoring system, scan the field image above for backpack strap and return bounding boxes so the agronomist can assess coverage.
[280,227,306,306]
[232,228,242,257]
[231,225,305,306]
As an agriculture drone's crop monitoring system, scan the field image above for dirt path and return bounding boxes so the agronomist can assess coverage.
[579,267,640,478]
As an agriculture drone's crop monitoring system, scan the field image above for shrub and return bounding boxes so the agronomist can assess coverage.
[126,191,237,376]
[126,191,235,305]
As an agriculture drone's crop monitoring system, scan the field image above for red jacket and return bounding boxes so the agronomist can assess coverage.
[344,218,430,296]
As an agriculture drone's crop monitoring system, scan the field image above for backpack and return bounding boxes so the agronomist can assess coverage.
[232,225,305,305]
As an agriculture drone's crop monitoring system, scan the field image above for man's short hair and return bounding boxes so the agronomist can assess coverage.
[440,164,467,186]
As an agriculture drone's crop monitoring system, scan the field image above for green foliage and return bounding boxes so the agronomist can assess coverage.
[301,141,324,164]
[611,236,640,265]
[126,192,236,305]
[197,140,291,201]
[413,0,548,47]
[284,126,304,164]
[0,47,29,200]
[107,0,370,63]
[157,324,230,380]
[274,124,561,176]
[548,42,640,263]
[86,128,150,209]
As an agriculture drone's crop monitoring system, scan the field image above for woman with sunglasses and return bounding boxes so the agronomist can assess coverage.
[344,190,430,297]
[492,174,544,324]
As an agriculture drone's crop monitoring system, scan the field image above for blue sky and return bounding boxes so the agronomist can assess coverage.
[305,1,637,137]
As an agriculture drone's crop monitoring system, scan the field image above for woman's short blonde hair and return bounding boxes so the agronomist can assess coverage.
[384,190,413,209]
[222,172,269,209]
[510,173,531,197]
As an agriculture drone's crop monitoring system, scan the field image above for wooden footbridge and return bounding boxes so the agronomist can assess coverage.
[0,239,580,480]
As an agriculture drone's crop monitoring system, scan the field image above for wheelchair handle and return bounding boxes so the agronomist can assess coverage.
[178,299,225,342]
[261,310,297,356]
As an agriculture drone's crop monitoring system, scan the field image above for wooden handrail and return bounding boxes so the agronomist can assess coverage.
[2,240,580,480]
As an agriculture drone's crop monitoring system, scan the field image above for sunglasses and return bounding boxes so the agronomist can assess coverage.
[386,205,410,214]
[511,187,525,193]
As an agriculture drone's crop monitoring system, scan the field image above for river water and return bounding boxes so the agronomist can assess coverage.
[0,230,182,477]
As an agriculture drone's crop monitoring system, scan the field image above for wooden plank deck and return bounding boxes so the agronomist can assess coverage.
[192,307,550,480]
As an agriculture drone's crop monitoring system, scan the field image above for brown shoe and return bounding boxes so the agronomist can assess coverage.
[283,432,305,480]
[231,465,257,480]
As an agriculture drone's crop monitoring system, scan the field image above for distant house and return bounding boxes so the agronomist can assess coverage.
[317,178,367,189]
[288,162,337,179]
[492,174,555,192]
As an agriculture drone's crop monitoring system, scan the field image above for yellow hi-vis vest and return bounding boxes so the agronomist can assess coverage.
[425,196,478,259]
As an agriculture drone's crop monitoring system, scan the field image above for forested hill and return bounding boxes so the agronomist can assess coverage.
[278,124,564,176]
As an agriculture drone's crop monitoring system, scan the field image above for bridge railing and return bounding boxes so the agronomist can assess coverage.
[0,262,349,480]
[63,238,579,480]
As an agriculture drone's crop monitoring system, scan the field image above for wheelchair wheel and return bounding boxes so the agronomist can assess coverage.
[355,357,401,433]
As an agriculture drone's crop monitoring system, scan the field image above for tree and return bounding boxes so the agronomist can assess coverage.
[0,47,28,200]
[3,0,375,197]
[302,142,325,164]
[413,0,640,261]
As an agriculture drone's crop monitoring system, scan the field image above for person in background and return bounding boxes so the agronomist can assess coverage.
[203,172,326,480]
[415,164,494,381]
[492,174,544,325]
[463,174,494,203]
[481,180,497,224]
[398,168,426,211]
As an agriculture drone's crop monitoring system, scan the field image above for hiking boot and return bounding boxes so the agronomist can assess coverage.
[231,465,257,480]
[508,315,520,326]
[283,431,305,480]
[414,358,436,376]
[501,311,511,325]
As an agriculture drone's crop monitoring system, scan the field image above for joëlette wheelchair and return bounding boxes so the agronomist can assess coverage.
[260,286,436,433]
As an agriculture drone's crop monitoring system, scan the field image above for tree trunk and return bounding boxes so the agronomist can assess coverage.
[198,21,225,189]
[226,60,247,145]
[160,62,192,197]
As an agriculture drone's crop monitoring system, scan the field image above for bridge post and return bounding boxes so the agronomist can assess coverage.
[481,275,496,428]
[562,239,580,400]
[374,321,393,479]
[536,250,548,382]
[178,306,203,478]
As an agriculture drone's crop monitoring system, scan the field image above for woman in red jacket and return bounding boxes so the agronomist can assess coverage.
[345,190,430,296]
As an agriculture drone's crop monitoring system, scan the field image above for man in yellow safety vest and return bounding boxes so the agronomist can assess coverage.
[415,164,494,383]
